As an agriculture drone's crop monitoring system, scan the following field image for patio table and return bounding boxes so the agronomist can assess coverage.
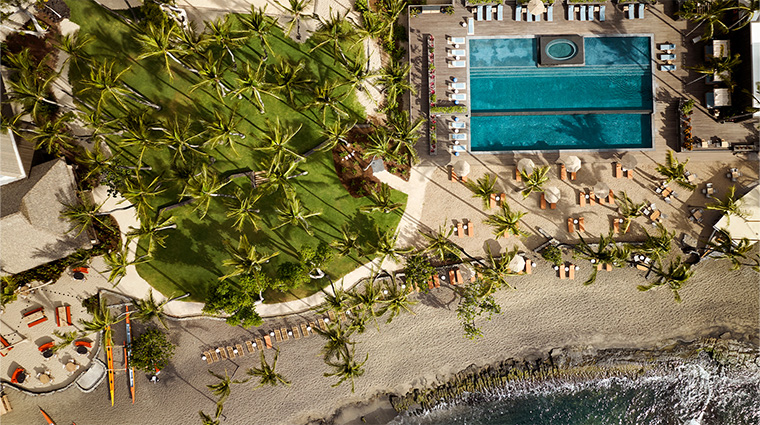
[39,374,50,384]
[65,362,78,372]
[23,310,45,325]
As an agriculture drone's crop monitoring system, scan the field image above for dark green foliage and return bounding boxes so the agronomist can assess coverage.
[82,294,100,315]
[541,245,563,266]
[456,279,502,340]
[1,276,18,306]
[203,274,268,328]
[299,242,333,273]
[137,2,168,29]
[130,327,176,373]
[275,262,309,290]
[404,254,434,293]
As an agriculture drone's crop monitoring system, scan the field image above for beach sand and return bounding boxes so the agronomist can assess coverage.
[2,250,757,425]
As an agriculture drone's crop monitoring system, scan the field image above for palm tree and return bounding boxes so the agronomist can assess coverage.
[387,110,424,165]
[160,117,206,163]
[79,297,125,345]
[464,174,498,210]
[574,233,630,285]
[679,0,747,41]
[655,150,695,190]
[103,246,151,286]
[125,214,177,255]
[60,196,114,236]
[520,165,550,198]
[198,410,220,425]
[131,289,174,329]
[687,54,742,87]
[633,223,674,263]
[121,174,166,220]
[28,115,76,156]
[247,349,290,388]
[319,281,354,315]
[118,111,165,165]
[331,224,360,256]
[371,226,412,263]
[270,59,312,105]
[324,346,368,392]
[485,203,528,239]
[317,118,354,152]
[312,322,356,359]
[135,22,186,80]
[278,0,313,39]
[341,53,378,92]
[638,257,694,303]
[202,109,246,154]
[349,278,384,331]
[182,167,233,218]
[380,275,417,323]
[473,246,520,293]
[253,119,304,161]
[79,61,132,114]
[201,16,246,67]
[306,81,349,123]
[7,72,70,121]
[52,330,81,353]
[190,51,231,100]
[377,61,415,110]
[272,192,322,235]
[310,10,358,63]
[220,235,279,280]
[54,31,93,68]
[207,369,249,417]
[706,185,748,224]
[360,183,403,214]
[616,191,647,233]
[225,188,263,232]
[420,224,461,261]
[363,128,399,163]
[259,157,305,196]
[241,5,276,61]
[230,62,280,113]
[706,230,759,271]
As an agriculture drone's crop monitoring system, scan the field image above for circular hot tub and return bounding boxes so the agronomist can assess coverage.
[545,39,578,61]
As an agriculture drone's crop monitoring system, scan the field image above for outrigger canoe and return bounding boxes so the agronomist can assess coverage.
[125,306,135,404]
[39,407,56,424]
[106,327,115,406]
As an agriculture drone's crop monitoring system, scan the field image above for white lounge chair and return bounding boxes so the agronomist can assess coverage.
[448,82,466,90]
[476,5,484,20]
[587,5,594,20]
[579,5,587,21]
[448,60,466,68]
[599,5,606,21]
[658,43,676,51]
[467,17,474,35]
[658,53,675,60]
[450,133,468,141]
[660,64,676,71]
[637,3,645,18]
[450,122,466,129]
[485,5,492,20]
[567,4,574,20]
[516,3,522,21]
[546,5,553,21]
[449,37,465,44]
[496,4,503,20]
[626,5,634,19]
[448,49,466,56]
[449,93,466,101]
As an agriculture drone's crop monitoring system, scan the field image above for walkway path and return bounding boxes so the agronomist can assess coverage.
[89,161,435,319]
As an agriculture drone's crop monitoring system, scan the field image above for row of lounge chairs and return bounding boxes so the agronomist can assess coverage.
[475,4,504,21]
[516,4,554,21]
[623,3,645,19]
[567,4,605,21]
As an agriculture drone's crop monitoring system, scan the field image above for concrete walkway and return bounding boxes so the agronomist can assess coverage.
[88,161,434,318]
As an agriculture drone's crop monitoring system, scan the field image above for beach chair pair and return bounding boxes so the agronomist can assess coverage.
[448,49,466,57]
[540,193,556,210]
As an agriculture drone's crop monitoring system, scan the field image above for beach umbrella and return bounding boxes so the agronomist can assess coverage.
[508,254,526,273]
[620,152,638,170]
[527,0,546,15]
[545,186,561,203]
[594,181,610,196]
[564,156,582,173]
[517,158,535,175]
[453,160,471,178]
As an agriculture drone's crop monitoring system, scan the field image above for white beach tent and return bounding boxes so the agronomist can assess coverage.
[713,184,760,242]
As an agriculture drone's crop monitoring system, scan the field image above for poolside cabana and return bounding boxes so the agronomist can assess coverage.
[705,39,730,58]
[705,88,732,109]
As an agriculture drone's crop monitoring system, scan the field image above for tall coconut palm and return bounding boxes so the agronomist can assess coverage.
[679,0,746,41]
[259,157,304,196]
[190,51,231,100]
[175,23,206,58]
[79,297,125,345]
[306,81,349,122]
[270,59,312,105]
[377,61,415,110]
[118,111,165,165]
[272,191,322,235]
[207,369,249,417]
[380,275,417,323]
[574,233,630,285]
[464,174,498,210]
[201,16,246,67]
[202,109,246,154]
[220,235,279,280]
[241,5,276,61]
[707,230,759,271]
[340,53,378,92]
[474,246,520,292]
[638,257,694,303]
[27,113,76,156]
[319,280,354,315]
[387,110,423,165]
[616,191,647,233]
[348,279,384,332]
[248,349,290,388]
[317,118,354,152]
[278,0,313,39]
[125,214,177,255]
[103,245,151,286]
[331,223,360,256]
[360,183,403,214]
[310,10,357,63]
[420,224,461,262]
[7,72,70,121]
[54,31,93,68]
[520,165,550,198]
[485,203,528,239]
[706,185,748,224]
[135,22,186,80]
[225,188,263,232]
[131,289,181,329]
[121,173,166,220]
[198,411,220,425]
[160,116,206,163]
[633,223,674,262]
[61,195,119,236]
[324,346,368,392]
[363,128,399,163]
[79,61,133,114]
[371,226,412,263]
[312,322,356,359]
[253,119,304,161]
[687,54,742,87]
[230,62,280,113]
[655,150,695,190]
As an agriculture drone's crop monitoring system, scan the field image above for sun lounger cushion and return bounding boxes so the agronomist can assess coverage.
[599,5,606,21]
[547,5,553,21]
[638,3,644,18]
[449,49,466,56]
[579,5,587,20]
[450,133,467,141]
[467,17,474,35]
[450,122,466,129]
[449,93,466,101]
[516,4,522,21]
[477,5,484,20]
[587,5,593,20]
[660,64,676,72]
[659,53,675,60]
[567,4,574,20]
[449,37,465,44]
[658,43,676,50]
[449,82,466,90]
[497,4,503,20]
[627,5,634,19]
[485,5,492,20]
[448,60,466,68]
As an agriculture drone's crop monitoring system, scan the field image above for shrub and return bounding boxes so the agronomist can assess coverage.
[404,254,435,293]
[129,327,176,374]
[541,245,563,266]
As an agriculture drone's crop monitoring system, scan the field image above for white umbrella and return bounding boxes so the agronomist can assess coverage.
[517,158,535,175]
[563,156,582,173]
[594,181,610,196]
[508,254,525,273]
[453,160,471,177]
[545,186,561,204]
[620,153,638,170]
[527,0,546,15]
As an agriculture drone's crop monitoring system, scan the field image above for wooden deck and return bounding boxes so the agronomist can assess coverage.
[407,0,758,166]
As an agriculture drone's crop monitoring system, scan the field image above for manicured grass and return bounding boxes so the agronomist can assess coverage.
[67,0,406,302]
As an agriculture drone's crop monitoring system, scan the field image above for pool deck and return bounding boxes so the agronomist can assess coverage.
[408,0,758,165]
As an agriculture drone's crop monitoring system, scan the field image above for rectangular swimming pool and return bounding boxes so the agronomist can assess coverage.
[468,36,654,152]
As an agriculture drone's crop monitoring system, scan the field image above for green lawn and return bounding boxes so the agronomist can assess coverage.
[67,0,406,302]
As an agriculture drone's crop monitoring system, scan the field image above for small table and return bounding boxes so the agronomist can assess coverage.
[76,345,88,355]
[65,362,78,373]
[73,272,85,280]
[23,310,45,325]
[42,349,53,359]
[39,374,50,384]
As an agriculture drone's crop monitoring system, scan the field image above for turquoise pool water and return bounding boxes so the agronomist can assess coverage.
[468,36,653,151]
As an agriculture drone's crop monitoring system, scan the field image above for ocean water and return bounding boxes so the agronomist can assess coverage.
[389,364,760,425]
